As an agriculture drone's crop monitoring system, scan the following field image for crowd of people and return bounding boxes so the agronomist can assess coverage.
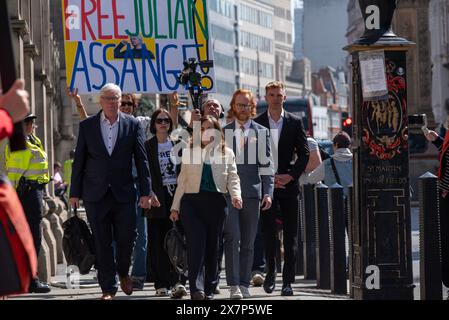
[0,78,358,300]
[12,77,449,301]
[62,80,312,300]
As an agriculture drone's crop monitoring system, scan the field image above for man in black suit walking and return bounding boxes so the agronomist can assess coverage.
[254,81,310,296]
[70,83,154,300]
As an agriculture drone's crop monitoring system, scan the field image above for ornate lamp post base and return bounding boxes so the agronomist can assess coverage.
[344,0,415,300]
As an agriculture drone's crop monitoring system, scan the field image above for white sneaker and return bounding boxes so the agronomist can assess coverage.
[171,283,188,299]
[230,286,243,300]
[239,286,251,298]
[156,288,171,296]
[251,273,265,287]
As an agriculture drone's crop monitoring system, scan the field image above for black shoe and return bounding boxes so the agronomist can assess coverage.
[263,272,276,294]
[29,279,51,294]
[205,294,214,300]
[191,291,205,300]
[281,284,293,296]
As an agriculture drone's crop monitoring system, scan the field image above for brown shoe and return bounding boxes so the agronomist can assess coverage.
[100,293,115,300]
[120,276,133,296]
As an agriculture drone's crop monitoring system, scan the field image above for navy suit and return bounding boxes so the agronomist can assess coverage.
[70,111,151,294]
[71,112,151,202]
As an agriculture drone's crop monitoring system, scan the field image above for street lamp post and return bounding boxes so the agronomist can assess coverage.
[344,0,415,300]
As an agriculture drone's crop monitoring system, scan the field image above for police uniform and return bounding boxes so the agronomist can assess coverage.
[63,158,73,197]
[4,114,50,293]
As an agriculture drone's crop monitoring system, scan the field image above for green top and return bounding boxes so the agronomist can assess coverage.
[200,163,218,193]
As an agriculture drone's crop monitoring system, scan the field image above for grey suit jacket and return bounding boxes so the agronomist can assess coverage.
[223,120,274,199]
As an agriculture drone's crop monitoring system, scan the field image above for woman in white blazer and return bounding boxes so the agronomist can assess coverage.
[170,115,242,300]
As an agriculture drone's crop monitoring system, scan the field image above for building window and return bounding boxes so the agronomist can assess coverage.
[239,3,272,28]
[210,0,234,19]
[273,6,285,18]
[260,11,273,28]
[211,24,235,44]
[330,112,340,128]
[216,80,236,96]
[240,57,273,79]
[275,31,286,43]
[240,31,273,54]
[214,52,235,70]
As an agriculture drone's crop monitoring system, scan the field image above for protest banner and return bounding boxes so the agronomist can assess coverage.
[62,0,215,93]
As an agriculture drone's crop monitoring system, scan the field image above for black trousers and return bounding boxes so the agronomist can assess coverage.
[18,187,44,256]
[261,192,299,284]
[181,192,227,296]
[440,191,449,287]
[84,189,137,294]
[147,217,177,289]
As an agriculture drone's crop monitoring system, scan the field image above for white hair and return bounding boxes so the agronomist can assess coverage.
[202,98,221,108]
[100,83,122,97]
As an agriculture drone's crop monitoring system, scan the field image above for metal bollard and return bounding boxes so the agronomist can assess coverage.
[315,182,330,289]
[418,172,442,300]
[301,183,316,280]
[296,191,304,275]
[347,185,354,298]
[328,183,347,294]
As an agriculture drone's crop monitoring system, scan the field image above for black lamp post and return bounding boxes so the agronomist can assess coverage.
[357,0,402,44]
[344,0,415,300]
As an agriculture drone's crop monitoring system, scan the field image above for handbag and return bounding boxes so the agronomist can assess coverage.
[62,208,95,275]
[164,222,188,277]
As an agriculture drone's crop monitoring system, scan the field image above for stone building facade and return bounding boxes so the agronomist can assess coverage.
[429,0,449,125]
[1,0,66,195]
[393,0,434,125]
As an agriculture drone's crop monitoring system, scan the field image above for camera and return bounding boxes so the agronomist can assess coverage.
[177,58,214,110]
[177,58,213,88]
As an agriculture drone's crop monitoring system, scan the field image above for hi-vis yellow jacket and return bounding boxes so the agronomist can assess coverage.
[5,134,50,189]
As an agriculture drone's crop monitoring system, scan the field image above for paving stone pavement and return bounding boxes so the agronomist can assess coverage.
[8,267,349,301]
[7,207,449,300]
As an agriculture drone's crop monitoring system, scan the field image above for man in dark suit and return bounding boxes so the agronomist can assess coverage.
[223,89,274,299]
[254,81,310,296]
[69,83,153,300]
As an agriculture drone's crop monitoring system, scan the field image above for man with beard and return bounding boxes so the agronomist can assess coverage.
[222,89,274,299]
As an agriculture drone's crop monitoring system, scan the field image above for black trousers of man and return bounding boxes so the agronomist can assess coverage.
[261,191,299,285]
[84,189,137,295]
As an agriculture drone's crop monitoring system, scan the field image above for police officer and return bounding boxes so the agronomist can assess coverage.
[5,113,51,293]
[63,149,75,199]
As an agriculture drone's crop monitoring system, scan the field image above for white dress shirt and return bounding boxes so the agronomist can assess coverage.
[268,109,285,149]
[100,111,120,155]
[234,119,251,152]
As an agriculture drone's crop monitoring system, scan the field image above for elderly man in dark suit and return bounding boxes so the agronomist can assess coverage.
[254,81,310,296]
[70,83,154,300]
[223,89,274,299]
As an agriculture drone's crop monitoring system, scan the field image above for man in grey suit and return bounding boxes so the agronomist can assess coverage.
[223,89,274,299]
